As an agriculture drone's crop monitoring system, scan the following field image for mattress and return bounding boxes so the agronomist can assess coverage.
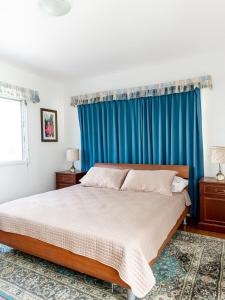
[0,185,190,298]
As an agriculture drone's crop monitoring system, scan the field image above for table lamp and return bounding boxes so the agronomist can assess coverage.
[211,146,225,180]
[66,148,79,173]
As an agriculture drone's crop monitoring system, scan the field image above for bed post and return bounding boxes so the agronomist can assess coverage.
[127,289,136,300]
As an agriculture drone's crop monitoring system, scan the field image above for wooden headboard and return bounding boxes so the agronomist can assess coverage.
[94,163,189,179]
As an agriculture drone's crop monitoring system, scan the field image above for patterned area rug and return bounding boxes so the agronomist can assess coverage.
[0,231,225,300]
[0,291,14,300]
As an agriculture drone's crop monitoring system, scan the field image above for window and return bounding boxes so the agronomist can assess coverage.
[0,98,28,164]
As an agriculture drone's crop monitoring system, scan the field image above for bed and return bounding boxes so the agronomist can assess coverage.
[0,163,190,299]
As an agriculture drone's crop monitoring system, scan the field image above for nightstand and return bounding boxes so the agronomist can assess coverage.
[55,171,86,190]
[199,177,225,233]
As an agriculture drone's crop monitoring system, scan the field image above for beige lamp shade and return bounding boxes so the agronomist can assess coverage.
[211,146,225,164]
[66,148,79,162]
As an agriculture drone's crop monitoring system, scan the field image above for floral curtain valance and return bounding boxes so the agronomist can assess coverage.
[71,75,212,106]
[0,81,40,103]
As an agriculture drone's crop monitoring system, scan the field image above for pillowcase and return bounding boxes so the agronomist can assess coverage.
[171,176,188,193]
[80,167,129,190]
[121,169,177,196]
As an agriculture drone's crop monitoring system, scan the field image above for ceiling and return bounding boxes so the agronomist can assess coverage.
[0,0,224,79]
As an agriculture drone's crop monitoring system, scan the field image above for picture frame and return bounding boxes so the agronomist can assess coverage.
[40,108,58,142]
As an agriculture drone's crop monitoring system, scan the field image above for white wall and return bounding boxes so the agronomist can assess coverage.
[64,51,225,177]
[0,61,66,203]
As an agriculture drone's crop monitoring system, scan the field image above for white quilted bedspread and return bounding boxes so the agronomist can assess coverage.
[0,185,190,297]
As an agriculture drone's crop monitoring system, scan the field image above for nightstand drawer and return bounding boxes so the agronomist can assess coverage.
[204,184,225,196]
[55,171,86,190]
[203,197,225,223]
[56,174,75,184]
[56,183,73,189]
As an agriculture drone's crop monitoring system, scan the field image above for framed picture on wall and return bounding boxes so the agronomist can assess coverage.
[40,108,58,142]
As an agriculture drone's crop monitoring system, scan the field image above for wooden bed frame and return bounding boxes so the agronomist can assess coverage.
[0,163,189,300]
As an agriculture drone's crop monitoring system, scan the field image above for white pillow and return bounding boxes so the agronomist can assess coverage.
[171,176,188,193]
[80,167,128,190]
[121,169,177,196]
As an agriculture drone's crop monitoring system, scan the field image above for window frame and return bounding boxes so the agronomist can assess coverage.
[0,97,29,166]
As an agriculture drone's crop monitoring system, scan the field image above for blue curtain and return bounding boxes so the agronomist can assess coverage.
[78,88,204,218]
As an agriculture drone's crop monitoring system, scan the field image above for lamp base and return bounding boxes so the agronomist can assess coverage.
[70,164,76,173]
[216,171,225,181]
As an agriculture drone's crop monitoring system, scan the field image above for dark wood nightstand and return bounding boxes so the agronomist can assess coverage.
[55,171,86,190]
[199,177,225,233]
